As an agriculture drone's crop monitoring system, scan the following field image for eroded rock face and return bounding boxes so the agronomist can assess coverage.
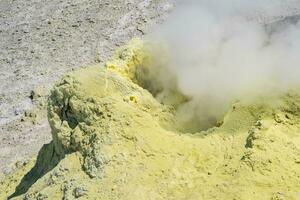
[3,39,300,200]
[48,65,176,179]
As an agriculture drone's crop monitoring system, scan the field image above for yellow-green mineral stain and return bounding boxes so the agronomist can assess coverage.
[2,39,300,200]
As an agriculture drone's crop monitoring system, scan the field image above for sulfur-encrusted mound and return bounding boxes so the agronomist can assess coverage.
[2,39,300,200]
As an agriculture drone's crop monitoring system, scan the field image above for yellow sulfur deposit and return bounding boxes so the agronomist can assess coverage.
[2,39,300,200]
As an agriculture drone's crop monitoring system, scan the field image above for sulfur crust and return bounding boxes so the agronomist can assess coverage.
[2,39,300,200]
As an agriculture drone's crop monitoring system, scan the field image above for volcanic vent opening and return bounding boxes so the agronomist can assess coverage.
[130,44,225,134]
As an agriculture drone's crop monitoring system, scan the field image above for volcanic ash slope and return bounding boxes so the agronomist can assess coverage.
[2,39,300,200]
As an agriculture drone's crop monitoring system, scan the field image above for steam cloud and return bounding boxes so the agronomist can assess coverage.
[147,0,300,132]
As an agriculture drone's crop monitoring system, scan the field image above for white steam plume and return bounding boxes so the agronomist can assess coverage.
[147,0,300,132]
